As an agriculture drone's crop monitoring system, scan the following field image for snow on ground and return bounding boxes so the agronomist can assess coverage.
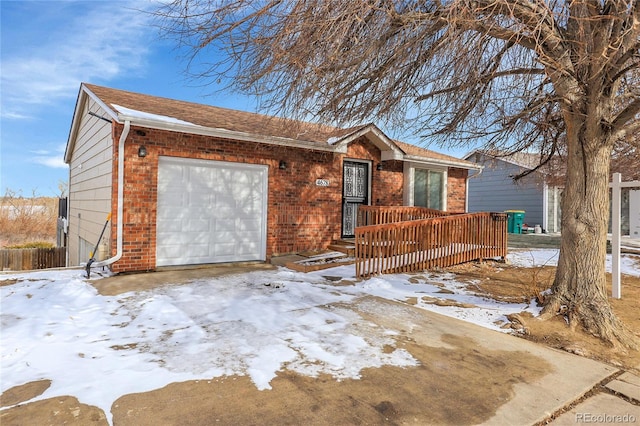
[508,248,640,277]
[1,249,638,424]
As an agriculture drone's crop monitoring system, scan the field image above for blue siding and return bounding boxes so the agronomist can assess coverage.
[467,154,545,229]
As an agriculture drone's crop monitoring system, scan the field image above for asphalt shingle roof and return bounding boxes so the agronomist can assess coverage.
[84,83,476,167]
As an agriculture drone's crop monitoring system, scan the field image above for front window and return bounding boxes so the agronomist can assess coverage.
[414,169,444,210]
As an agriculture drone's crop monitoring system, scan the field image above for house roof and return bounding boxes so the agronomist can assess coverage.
[464,149,571,187]
[464,149,543,170]
[394,140,474,167]
[66,83,479,170]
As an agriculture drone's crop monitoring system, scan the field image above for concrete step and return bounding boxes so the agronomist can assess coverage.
[328,240,356,257]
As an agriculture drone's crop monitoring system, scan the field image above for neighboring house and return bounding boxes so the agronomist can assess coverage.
[464,151,563,233]
[64,83,480,273]
[630,189,640,238]
[611,187,640,237]
[465,150,639,236]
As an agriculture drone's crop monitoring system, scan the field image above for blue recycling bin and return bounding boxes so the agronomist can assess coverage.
[505,210,525,234]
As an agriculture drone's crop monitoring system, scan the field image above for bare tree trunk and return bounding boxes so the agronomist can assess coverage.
[542,116,638,349]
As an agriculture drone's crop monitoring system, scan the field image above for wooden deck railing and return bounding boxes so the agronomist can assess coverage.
[355,212,507,277]
[0,247,66,271]
[358,205,452,227]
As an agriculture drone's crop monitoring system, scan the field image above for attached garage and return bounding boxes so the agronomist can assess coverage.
[156,157,268,267]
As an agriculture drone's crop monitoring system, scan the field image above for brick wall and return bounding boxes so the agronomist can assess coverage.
[447,167,469,212]
[344,140,404,206]
[110,125,158,272]
[109,124,468,272]
[374,160,404,205]
[269,146,341,255]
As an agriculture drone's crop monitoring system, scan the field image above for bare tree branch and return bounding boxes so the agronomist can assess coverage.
[153,0,640,348]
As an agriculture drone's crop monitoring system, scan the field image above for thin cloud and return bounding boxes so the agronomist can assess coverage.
[0,111,33,120]
[1,2,155,118]
[31,143,69,169]
[33,156,68,169]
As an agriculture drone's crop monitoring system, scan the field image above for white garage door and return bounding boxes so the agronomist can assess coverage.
[156,157,268,267]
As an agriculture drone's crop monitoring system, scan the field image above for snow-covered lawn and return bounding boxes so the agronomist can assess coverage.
[1,248,638,423]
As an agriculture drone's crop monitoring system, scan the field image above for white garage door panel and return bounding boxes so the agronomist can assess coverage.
[159,219,183,233]
[158,244,211,263]
[157,231,212,246]
[238,218,261,230]
[157,157,267,267]
[215,218,235,230]
[237,240,260,255]
[185,219,210,232]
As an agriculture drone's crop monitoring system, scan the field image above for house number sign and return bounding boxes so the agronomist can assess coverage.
[315,179,330,187]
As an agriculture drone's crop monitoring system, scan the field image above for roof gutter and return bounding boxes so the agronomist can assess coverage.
[111,113,475,167]
[116,115,337,153]
[92,120,130,268]
[403,155,482,171]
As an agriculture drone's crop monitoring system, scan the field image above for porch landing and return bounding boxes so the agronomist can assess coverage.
[275,240,356,273]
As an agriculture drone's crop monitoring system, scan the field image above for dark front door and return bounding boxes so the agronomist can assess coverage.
[342,161,369,237]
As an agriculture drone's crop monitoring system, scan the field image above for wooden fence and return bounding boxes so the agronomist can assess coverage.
[358,205,452,227]
[355,212,508,277]
[0,247,66,271]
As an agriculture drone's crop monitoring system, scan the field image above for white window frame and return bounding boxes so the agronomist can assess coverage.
[403,162,448,211]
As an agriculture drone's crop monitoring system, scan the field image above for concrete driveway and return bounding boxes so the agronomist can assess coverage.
[3,264,638,425]
[91,265,628,425]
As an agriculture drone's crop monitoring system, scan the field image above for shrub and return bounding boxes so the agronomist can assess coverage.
[0,190,58,248]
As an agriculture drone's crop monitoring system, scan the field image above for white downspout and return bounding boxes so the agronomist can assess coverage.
[93,120,130,268]
[542,184,549,233]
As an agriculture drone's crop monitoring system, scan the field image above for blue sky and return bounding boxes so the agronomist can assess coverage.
[1,1,468,197]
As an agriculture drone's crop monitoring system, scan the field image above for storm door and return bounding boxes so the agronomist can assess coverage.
[342,161,369,238]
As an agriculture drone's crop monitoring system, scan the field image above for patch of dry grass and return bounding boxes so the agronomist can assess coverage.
[446,260,640,372]
[0,192,58,248]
